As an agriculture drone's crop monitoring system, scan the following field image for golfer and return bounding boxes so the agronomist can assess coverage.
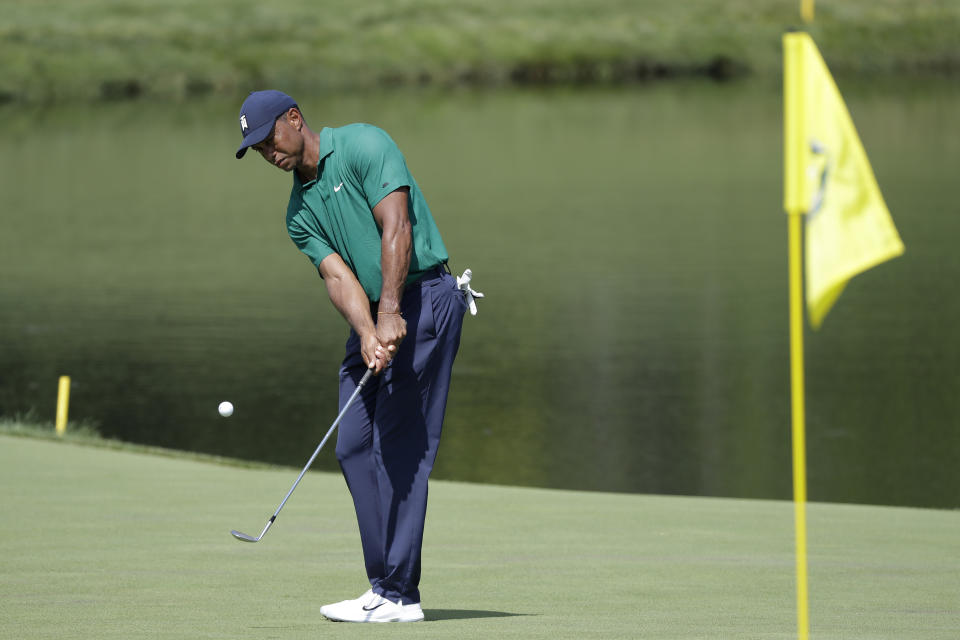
[235,90,467,623]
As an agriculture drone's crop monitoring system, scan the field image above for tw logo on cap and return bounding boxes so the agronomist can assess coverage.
[240,115,248,132]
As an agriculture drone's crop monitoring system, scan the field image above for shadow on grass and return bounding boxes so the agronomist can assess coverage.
[426,609,531,621]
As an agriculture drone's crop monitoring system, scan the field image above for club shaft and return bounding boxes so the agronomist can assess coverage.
[268,368,374,521]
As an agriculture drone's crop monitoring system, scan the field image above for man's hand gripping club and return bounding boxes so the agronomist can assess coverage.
[362,311,404,374]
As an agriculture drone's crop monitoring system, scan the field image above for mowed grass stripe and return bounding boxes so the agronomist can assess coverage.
[1,435,957,639]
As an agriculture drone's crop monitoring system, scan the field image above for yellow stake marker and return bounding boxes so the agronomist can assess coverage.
[801,0,814,23]
[55,376,71,435]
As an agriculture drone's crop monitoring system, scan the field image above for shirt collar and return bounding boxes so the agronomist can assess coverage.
[317,126,334,162]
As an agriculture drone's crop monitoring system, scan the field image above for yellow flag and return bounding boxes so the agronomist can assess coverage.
[785,33,904,328]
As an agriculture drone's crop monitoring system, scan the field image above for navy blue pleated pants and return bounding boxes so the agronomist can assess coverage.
[335,267,466,605]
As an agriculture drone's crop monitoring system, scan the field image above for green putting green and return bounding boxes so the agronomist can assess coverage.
[1,434,957,639]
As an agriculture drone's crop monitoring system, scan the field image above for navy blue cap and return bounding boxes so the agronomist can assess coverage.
[235,90,297,159]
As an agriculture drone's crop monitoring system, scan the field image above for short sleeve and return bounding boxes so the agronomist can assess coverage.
[346,125,413,210]
[288,217,334,270]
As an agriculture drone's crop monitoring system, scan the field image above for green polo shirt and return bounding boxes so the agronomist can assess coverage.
[286,124,448,301]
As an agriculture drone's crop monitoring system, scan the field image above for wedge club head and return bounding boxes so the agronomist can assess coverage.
[230,529,260,543]
[231,515,275,543]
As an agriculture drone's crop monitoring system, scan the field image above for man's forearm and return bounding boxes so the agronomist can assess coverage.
[323,266,376,339]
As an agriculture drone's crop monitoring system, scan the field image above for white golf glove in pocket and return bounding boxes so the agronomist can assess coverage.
[456,268,484,316]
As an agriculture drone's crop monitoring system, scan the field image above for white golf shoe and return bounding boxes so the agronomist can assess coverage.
[320,590,424,623]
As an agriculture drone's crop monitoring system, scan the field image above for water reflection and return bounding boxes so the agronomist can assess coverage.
[1,80,958,508]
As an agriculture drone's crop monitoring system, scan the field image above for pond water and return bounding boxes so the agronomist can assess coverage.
[2,78,958,508]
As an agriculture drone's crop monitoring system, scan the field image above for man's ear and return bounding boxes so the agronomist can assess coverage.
[288,107,303,130]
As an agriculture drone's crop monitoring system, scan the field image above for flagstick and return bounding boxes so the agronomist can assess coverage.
[788,212,811,640]
[783,32,811,640]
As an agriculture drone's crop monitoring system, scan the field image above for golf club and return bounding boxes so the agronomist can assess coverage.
[231,367,374,543]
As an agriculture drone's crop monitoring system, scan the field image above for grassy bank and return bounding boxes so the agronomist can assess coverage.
[2,434,959,638]
[0,417,276,471]
[2,0,959,104]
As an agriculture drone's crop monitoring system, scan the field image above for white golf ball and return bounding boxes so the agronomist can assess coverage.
[218,401,234,417]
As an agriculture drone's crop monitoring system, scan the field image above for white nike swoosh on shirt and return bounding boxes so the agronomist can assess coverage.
[334,182,343,192]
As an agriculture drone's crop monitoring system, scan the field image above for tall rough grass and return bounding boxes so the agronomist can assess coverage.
[1,1,959,102]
